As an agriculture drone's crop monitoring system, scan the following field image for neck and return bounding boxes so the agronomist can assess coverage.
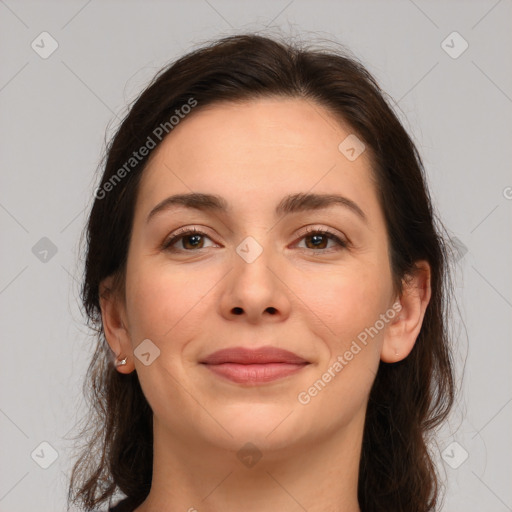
[134,413,364,512]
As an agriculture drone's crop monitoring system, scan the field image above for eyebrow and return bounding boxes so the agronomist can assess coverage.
[146,192,368,224]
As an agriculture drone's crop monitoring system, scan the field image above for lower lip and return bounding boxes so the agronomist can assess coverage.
[202,362,309,384]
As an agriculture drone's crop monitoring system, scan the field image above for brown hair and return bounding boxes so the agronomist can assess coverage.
[68,33,455,512]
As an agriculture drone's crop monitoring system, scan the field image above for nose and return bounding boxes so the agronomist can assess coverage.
[219,241,292,324]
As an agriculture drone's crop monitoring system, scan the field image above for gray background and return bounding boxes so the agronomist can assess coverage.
[1,1,511,511]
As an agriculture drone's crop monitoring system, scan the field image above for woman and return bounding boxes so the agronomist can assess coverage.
[68,33,455,512]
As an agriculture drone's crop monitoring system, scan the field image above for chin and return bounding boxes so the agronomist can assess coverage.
[204,407,311,450]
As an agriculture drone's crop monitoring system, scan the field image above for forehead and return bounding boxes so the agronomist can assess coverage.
[137,97,380,222]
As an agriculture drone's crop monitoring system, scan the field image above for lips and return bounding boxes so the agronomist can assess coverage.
[200,347,310,384]
[201,346,309,365]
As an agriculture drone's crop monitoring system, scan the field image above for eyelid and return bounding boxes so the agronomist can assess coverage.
[295,225,347,241]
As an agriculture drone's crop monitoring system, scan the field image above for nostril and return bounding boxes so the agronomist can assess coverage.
[231,306,277,315]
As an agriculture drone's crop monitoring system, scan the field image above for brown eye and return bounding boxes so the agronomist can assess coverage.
[180,233,205,250]
[304,233,329,249]
[296,228,348,252]
[162,228,215,252]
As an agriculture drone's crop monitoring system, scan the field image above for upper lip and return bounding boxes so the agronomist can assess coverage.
[201,346,309,365]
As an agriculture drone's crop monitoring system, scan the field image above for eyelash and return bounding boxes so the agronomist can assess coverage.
[161,226,349,254]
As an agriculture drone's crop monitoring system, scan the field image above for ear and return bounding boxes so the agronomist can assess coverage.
[381,260,432,363]
[99,275,135,374]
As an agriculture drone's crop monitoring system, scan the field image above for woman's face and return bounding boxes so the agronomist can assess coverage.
[117,97,399,453]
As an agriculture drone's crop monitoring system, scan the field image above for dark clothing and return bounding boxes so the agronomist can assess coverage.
[108,497,135,511]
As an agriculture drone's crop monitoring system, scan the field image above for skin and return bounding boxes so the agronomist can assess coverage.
[100,97,431,512]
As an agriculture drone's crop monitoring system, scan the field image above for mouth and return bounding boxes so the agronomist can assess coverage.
[200,346,310,385]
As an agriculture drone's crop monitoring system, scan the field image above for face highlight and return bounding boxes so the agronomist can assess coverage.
[112,97,399,453]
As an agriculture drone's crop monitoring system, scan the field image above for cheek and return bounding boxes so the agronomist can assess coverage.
[295,262,389,344]
[124,259,220,343]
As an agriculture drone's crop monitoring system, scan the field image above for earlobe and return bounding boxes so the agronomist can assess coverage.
[99,276,134,373]
[381,261,432,363]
